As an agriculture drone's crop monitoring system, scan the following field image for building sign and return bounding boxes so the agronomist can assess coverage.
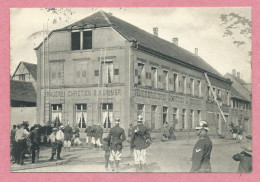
[135,89,167,101]
[45,88,121,98]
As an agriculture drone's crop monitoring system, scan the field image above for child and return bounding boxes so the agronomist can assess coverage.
[102,137,110,171]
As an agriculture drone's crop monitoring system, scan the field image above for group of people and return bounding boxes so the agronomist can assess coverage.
[229,123,244,143]
[161,122,176,141]
[10,121,41,165]
[85,123,104,150]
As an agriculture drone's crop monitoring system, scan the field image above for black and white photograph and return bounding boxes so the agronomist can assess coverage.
[10,8,252,173]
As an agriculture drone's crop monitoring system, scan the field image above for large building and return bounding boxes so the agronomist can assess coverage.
[35,11,232,134]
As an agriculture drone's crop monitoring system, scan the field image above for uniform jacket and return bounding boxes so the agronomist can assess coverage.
[190,134,212,172]
[131,124,151,150]
[233,151,252,173]
[30,129,40,145]
[63,125,73,140]
[56,130,64,142]
[94,126,103,139]
[85,126,93,137]
[107,125,126,151]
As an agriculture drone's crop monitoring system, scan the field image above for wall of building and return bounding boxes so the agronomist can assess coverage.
[11,107,36,127]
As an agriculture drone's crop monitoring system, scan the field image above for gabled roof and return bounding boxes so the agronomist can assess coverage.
[12,61,37,81]
[231,86,250,102]
[10,80,36,103]
[36,11,227,80]
[225,73,251,92]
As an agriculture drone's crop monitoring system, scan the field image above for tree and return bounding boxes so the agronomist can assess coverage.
[220,13,251,56]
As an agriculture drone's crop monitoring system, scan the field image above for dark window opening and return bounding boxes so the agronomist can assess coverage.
[71,32,80,50]
[83,31,92,50]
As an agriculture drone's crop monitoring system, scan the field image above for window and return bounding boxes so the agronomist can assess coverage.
[197,80,201,97]
[137,104,145,119]
[162,106,168,125]
[190,109,194,129]
[151,105,157,129]
[102,61,113,83]
[50,62,64,86]
[163,70,169,90]
[51,104,62,127]
[182,76,187,94]
[182,109,186,129]
[76,104,87,128]
[227,92,230,106]
[102,103,113,128]
[190,78,194,95]
[151,67,158,88]
[95,70,99,76]
[19,74,25,81]
[71,31,92,51]
[173,107,178,126]
[137,62,145,85]
[173,73,178,92]
[114,69,119,75]
[75,61,88,85]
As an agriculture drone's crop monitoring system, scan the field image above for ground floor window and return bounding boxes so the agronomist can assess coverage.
[102,103,113,129]
[182,109,186,129]
[151,105,157,129]
[137,103,145,120]
[190,109,194,129]
[51,104,62,127]
[162,106,168,125]
[197,110,201,123]
[76,104,87,128]
[173,107,178,126]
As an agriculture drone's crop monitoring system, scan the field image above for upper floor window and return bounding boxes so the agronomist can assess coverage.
[50,61,64,86]
[75,61,88,85]
[102,61,113,84]
[71,30,92,51]
[190,78,194,96]
[137,62,145,85]
[173,73,178,92]
[163,70,169,90]
[197,80,201,97]
[182,76,187,94]
[19,74,25,81]
[151,66,158,88]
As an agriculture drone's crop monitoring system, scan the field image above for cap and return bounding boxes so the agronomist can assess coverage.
[241,142,252,155]
[115,118,120,124]
[22,121,29,127]
[195,120,209,131]
[137,115,143,123]
[52,127,58,132]
[59,125,64,130]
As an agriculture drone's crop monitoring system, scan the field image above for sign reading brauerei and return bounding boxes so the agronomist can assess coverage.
[45,88,121,98]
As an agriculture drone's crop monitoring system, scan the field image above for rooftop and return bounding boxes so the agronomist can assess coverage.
[10,80,36,103]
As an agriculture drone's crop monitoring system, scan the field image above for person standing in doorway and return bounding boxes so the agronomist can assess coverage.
[190,120,212,173]
[131,115,151,172]
[107,118,126,172]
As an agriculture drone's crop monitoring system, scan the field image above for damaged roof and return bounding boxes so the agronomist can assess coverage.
[10,80,36,103]
[37,10,227,80]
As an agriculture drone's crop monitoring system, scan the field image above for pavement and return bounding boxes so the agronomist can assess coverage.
[11,132,244,173]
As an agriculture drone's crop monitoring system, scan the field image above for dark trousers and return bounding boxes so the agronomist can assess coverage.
[105,151,110,168]
[17,139,27,165]
[57,141,63,158]
[31,143,40,163]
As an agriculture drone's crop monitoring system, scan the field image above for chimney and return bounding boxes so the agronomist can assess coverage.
[153,27,158,37]
[232,69,236,76]
[237,72,240,79]
[195,48,198,56]
[172,37,178,46]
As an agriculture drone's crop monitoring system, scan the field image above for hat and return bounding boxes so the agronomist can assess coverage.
[22,121,29,127]
[246,135,252,140]
[195,120,209,131]
[115,118,120,124]
[59,125,64,130]
[137,115,143,123]
[34,124,40,129]
[241,142,252,155]
[52,127,58,132]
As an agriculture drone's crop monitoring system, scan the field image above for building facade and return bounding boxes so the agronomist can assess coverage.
[35,11,232,134]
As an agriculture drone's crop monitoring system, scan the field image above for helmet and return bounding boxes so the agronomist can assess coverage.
[195,120,209,131]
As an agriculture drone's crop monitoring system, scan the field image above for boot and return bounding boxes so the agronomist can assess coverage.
[115,160,120,172]
[135,164,140,172]
[49,153,55,161]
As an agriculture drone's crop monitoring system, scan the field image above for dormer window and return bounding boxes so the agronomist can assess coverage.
[71,30,92,51]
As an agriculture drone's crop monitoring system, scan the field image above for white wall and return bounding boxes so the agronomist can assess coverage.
[10,107,37,128]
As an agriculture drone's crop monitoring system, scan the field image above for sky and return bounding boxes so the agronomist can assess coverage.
[10,8,251,82]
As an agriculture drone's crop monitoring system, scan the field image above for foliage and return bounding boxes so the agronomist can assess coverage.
[220,13,251,56]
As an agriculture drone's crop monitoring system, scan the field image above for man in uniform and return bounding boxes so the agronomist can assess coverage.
[30,124,41,163]
[56,125,65,160]
[190,120,212,173]
[107,118,126,172]
[95,123,103,150]
[131,115,151,172]
[15,122,30,165]
[63,123,73,152]
[85,123,93,147]
[10,125,17,162]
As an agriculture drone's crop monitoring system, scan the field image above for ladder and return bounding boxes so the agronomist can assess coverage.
[204,73,231,137]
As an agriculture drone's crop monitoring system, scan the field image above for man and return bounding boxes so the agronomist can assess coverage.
[10,125,17,162]
[73,126,82,146]
[56,125,65,160]
[95,123,103,150]
[15,122,30,165]
[91,123,97,148]
[30,124,41,163]
[49,128,58,161]
[107,118,126,172]
[63,123,73,152]
[131,115,151,172]
[85,123,93,147]
[190,120,212,173]
[232,135,252,173]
